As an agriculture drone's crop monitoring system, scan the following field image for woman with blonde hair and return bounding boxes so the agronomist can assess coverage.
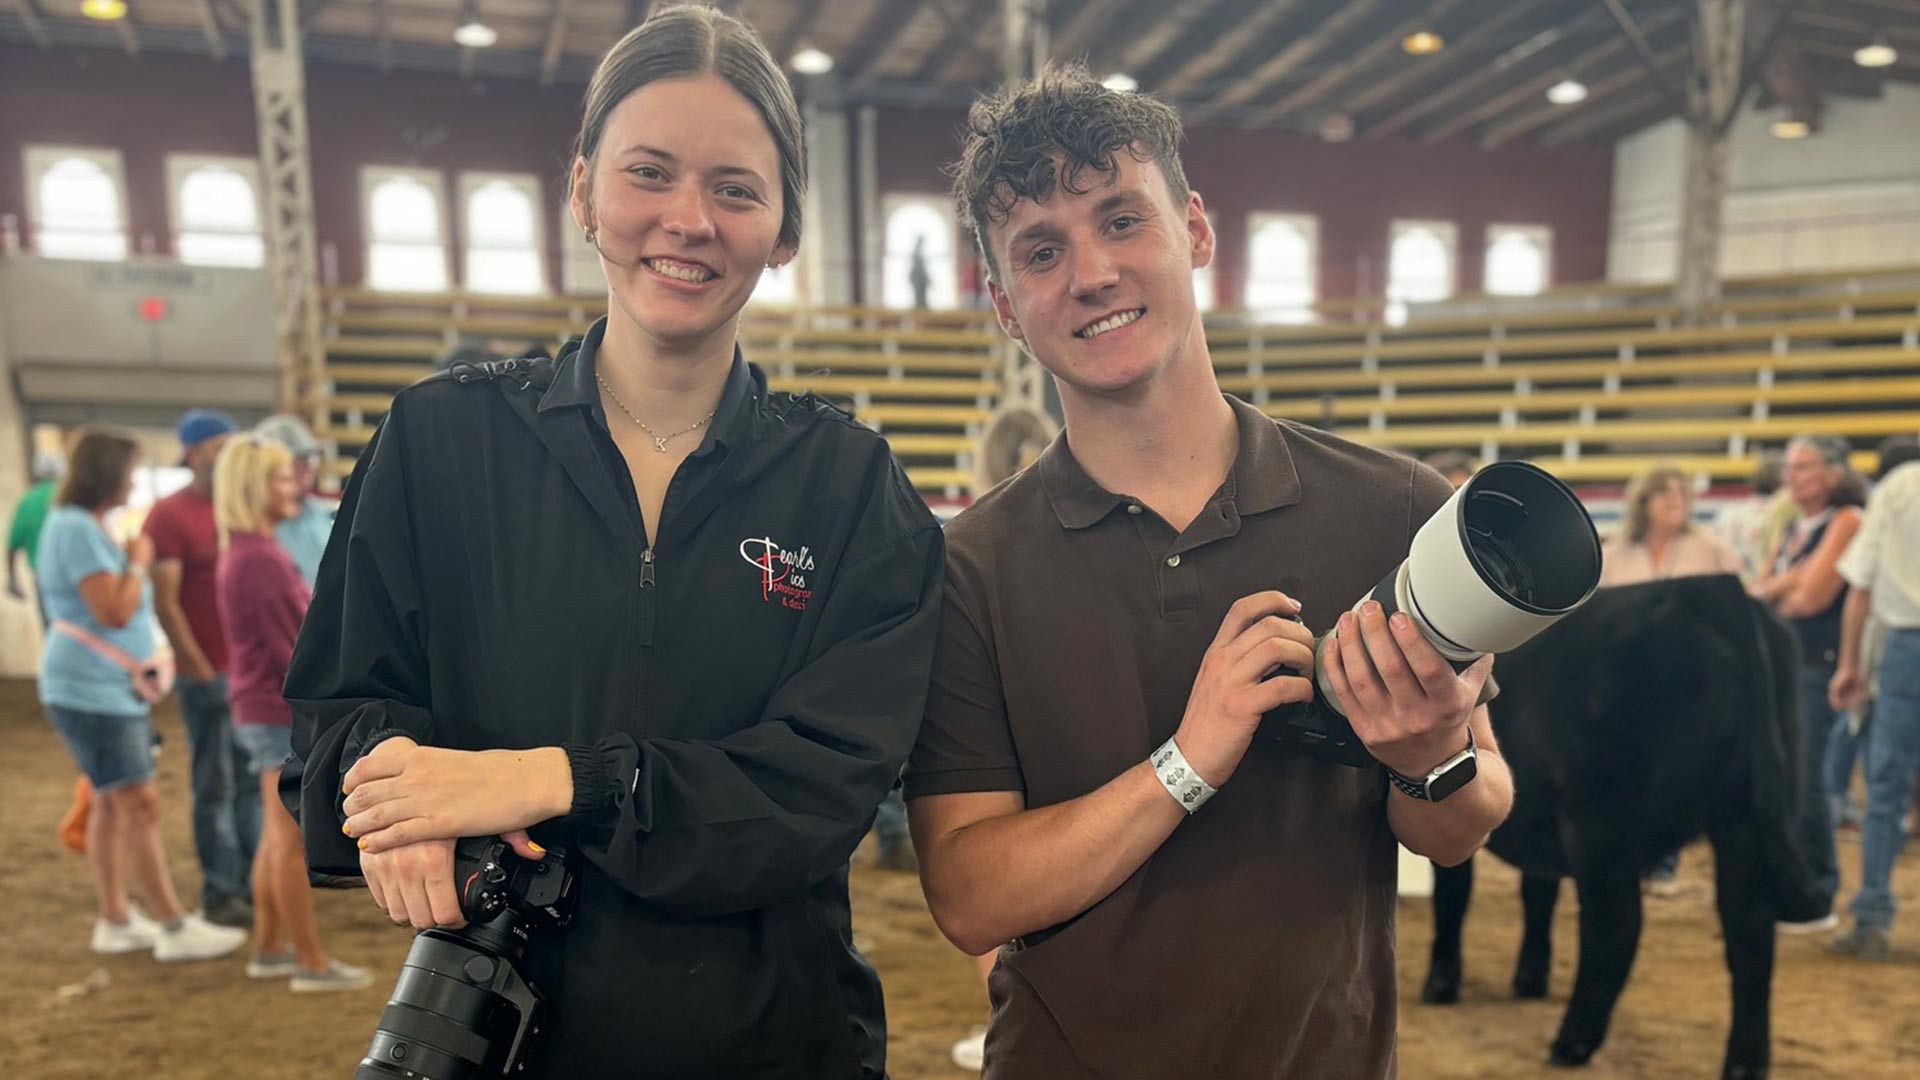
[213,436,368,991]
[1600,464,1743,587]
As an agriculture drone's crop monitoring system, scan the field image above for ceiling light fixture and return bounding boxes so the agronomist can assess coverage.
[1102,73,1138,92]
[790,46,834,75]
[1402,31,1445,56]
[80,0,127,20]
[454,1,498,49]
[1854,39,1897,68]
[1770,118,1811,140]
[1546,78,1589,105]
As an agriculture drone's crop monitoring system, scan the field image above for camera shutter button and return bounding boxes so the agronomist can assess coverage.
[463,956,497,983]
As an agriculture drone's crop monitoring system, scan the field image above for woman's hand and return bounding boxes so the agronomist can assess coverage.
[361,835,464,930]
[342,737,573,853]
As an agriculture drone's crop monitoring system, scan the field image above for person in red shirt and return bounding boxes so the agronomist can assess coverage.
[213,435,370,992]
[144,408,258,927]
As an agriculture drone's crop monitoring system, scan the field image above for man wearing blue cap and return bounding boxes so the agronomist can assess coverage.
[144,408,259,927]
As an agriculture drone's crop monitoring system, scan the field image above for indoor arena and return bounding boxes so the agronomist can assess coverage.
[2,2,1918,1078]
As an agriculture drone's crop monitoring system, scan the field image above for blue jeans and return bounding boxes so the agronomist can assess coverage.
[1824,704,1868,825]
[1796,662,1841,910]
[1850,629,1920,934]
[177,675,260,908]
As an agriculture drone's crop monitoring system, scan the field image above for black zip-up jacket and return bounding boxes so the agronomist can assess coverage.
[285,321,944,1078]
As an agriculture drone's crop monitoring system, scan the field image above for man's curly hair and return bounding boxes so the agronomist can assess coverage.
[951,63,1190,282]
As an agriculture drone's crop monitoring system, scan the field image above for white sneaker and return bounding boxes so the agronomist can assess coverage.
[951,1027,986,1071]
[152,913,248,962]
[290,959,374,993]
[1777,912,1840,935]
[90,908,162,955]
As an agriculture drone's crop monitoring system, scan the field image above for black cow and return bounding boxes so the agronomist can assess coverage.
[1419,575,1827,1080]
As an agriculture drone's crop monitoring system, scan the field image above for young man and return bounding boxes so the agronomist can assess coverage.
[905,68,1513,1078]
[145,408,259,926]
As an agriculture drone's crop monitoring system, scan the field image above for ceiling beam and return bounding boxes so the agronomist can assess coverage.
[844,0,934,85]
[194,0,227,60]
[16,0,51,49]
[912,0,1002,83]
[1076,0,1183,74]
[1242,0,1470,129]
[1825,0,1920,17]
[1359,7,1615,143]
[539,0,573,86]
[771,0,830,66]
[1339,0,1554,119]
[1795,7,1920,41]
[1051,0,1128,62]
[1415,6,1687,144]
[1481,42,1691,146]
[1155,0,1316,99]
[1538,50,1695,145]
[1125,0,1252,89]
[1599,0,1688,121]
[1185,0,1388,126]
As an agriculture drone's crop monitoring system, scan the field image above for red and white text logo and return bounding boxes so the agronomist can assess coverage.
[739,536,815,611]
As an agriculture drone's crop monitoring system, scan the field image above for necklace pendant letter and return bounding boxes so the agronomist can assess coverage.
[652,436,669,453]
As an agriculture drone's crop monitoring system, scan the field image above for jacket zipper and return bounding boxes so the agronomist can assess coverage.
[640,548,656,589]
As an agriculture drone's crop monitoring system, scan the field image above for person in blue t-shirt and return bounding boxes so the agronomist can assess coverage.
[253,415,337,588]
[38,426,247,963]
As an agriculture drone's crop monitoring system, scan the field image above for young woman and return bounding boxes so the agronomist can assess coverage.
[1600,465,1743,587]
[212,436,369,992]
[286,8,942,1077]
[38,426,247,962]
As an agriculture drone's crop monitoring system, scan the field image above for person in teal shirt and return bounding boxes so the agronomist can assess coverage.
[254,415,336,587]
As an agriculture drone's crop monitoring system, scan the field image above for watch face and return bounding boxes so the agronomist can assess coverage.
[1427,754,1478,802]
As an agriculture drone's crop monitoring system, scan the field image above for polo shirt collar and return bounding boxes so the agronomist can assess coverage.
[1038,394,1302,530]
[540,316,755,456]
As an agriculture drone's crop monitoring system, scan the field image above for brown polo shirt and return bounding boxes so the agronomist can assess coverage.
[905,395,1462,1080]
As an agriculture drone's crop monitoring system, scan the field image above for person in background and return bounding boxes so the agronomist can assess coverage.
[1827,434,1920,960]
[1599,463,1743,896]
[144,408,258,928]
[1712,450,1786,581]
[7,446,64,623]
[39,426,248,962]
[212,436,370,992]
[1422,450,1479,491]
[1750,433,1867,934]
[253,414,337,588]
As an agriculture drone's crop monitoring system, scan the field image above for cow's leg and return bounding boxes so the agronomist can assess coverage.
[1549,863,1642,1067]
[1422,856,1473,1004]
[1710,818,1775,1080]
[1513,873,1560,999]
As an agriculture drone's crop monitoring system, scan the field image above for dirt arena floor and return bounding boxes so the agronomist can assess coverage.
[3,677,1916,1079]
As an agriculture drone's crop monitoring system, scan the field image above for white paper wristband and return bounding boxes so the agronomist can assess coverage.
[1151,736,1217,814]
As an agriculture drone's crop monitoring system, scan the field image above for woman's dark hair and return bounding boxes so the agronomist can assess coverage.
[57,426,140,512]
[951,62,1190,281]
[573,4,806,253]
[1874,435,1920,482]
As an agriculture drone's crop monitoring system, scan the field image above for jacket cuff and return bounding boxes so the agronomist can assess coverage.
[565,741,628,822]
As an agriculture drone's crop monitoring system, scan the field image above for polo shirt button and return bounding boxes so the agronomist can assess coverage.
[1126,503,1143,515]
[1166,555,1181,568]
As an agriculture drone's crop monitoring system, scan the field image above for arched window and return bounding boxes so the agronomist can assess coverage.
[882,198,957,309]
[364,168,448,292]
[1386,220,1456,325]
[1244,214,1317,323]
[173,159,264,267]
[463,174,544,295]
[30,149,127,260]
[1486,224,1551,297]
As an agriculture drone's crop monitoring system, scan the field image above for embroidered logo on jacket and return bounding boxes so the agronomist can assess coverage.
[740,536,815,611]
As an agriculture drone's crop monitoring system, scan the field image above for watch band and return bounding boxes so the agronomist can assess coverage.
[1387,727,1476,802]
[1150,736,1217,814]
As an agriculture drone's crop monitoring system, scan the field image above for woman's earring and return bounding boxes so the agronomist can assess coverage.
[584,227,597,247]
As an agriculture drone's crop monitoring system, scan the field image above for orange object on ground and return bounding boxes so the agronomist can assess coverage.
[58,776,91,854]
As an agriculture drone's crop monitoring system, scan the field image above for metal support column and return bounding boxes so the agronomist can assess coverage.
[248,0,324,424]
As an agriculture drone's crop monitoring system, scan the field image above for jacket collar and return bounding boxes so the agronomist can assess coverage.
[539,316,755,458]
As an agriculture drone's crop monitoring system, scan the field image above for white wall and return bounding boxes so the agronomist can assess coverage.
[0,324,39,678]
[1610,83,1920,282]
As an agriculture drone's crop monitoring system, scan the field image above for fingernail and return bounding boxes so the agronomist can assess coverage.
[341,823,351,836]
[529,841,547,855]
[1363,601,1382,617]
[1390,612,1410,629]
[357,839,367,851]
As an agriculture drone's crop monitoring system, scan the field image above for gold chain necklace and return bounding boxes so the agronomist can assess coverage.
[595,372,717,453]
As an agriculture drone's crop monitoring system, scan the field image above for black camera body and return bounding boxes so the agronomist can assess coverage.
[354,837,575,1080]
